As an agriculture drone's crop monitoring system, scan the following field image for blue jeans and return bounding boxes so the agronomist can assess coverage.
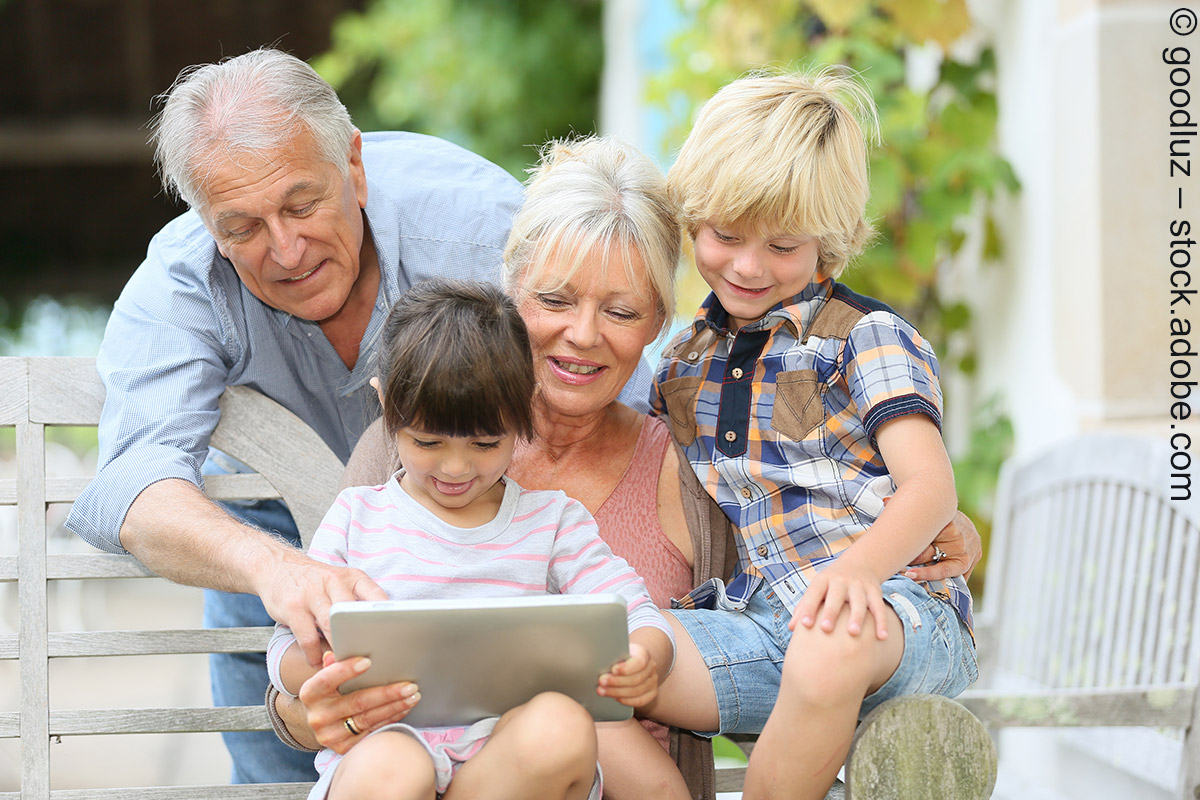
[205,496,318,784]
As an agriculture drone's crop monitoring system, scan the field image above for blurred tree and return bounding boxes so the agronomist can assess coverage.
[313,0,604,179]
[649,0,1019,591]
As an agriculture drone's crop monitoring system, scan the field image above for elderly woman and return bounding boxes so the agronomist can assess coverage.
[269,136,980,799]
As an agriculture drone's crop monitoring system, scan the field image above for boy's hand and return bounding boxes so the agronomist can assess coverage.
[790,561,890,639]
[597,642,659,707]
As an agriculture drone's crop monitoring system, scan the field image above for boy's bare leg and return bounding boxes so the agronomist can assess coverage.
[596,718,691,800]
[742,605,905,800]
[445,692,597,800]
[329,730,437,800]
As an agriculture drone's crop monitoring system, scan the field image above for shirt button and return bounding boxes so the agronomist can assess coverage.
[724,431,737,442]
[740,487,752,499]
[757,545,769,557]
[731,367,744,379]
[687,351,700,360]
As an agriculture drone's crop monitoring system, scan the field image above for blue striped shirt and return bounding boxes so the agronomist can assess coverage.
[67,132,652,554]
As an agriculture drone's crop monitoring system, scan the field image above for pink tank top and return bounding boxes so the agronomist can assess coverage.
[593,416,693,753]
[594,415,693,608]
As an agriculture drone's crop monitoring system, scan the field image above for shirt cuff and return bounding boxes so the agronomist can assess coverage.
[265,684,319,753]
[65,444,204,554]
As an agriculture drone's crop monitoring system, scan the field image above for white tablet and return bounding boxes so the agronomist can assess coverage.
[329,594,633,727]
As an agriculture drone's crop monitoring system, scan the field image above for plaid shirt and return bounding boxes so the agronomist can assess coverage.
[653,278,972,632]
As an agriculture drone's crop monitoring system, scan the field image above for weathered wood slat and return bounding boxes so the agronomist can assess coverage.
[0,474,286,507]
[0,711,16,738]
[212,386,345,547]
[46,627,273,657]
[0,783,313,800]
[45,553,157,579]
[960,684,1197,728]
[0,634,16,659]
[50,705,270,736]
[0,357,28,424]
[18,418,52,799]
[26,356,105,424]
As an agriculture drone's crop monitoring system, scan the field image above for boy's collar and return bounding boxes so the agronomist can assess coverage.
[695,277,834,338]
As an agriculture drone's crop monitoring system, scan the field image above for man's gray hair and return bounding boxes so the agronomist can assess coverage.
[150,48,356,209]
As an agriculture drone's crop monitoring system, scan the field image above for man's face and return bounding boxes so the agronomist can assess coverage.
[200,128,369,322]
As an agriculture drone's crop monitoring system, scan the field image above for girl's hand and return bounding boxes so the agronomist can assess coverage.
[297,651,421,754]
[597,642,659,708]
[789,561,890,640]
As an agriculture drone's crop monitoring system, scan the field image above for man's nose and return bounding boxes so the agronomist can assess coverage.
[267,218,307,270]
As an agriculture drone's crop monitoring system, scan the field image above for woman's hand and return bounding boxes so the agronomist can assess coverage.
[296,652,421,754]
[904,510,983,582]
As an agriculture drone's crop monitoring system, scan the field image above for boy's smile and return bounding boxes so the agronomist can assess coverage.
[694,222,820,330]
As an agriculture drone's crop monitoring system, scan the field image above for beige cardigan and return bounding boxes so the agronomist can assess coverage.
[269,418,738,800]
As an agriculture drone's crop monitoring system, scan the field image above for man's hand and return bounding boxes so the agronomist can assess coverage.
[257,546,386,666]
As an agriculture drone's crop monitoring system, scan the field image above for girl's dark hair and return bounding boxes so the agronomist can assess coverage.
[375,278,536,440]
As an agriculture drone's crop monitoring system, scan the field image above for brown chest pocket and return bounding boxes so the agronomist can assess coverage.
[658,375,704,447]
[772,370,824,441]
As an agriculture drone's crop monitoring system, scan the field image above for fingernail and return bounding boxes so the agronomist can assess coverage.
[408,691,421,705]
[401,684,418,697]
[355,658,371,673]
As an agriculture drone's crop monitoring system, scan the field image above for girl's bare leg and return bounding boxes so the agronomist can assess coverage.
[596,718,691,800]
[329,730,437,800]
[445,692,597,800]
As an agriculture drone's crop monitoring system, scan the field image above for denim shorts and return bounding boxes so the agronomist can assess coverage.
[665,576,978,736]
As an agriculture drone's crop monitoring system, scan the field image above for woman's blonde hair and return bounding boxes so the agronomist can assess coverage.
[667,66,879,278]
[502,135,681,322]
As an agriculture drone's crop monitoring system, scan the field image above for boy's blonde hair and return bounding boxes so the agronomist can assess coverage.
[503,135,681,323]
[667,67,879,279]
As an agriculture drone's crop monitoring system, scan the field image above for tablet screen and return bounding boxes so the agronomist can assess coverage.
[329,594,633,727]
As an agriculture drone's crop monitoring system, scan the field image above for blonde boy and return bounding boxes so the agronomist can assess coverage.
[641,69,978,800]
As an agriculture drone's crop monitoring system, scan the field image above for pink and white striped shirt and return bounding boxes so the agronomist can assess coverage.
[267,472,672,696]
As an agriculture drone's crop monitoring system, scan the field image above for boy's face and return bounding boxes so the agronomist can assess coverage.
[693,221,821,330]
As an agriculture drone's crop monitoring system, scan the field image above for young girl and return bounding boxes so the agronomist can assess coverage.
[266,278,677,800]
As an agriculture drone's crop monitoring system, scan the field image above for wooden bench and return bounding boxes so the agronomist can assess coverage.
[959,431,1200,797]
[2,355,996,799]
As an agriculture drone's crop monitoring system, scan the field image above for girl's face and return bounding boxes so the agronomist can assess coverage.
[393,425,516,527]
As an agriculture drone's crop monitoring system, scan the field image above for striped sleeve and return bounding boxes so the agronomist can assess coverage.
[546,496,674,646]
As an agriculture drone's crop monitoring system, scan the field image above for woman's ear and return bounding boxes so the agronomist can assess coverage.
[369,376,384,405]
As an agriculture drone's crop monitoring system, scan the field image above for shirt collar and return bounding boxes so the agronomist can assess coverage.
[693,277,834,340]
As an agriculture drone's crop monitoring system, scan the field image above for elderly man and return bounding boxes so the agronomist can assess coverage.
[65,48,650,783]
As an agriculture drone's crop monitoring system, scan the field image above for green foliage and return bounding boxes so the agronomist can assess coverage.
[314,0,604,179]
[649,0,1019,573]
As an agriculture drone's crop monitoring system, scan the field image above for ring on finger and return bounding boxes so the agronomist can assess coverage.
[931,544,947,564]
[344,716,362,737]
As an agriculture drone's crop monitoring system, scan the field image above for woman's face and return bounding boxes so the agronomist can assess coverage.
[516,244,663,420]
